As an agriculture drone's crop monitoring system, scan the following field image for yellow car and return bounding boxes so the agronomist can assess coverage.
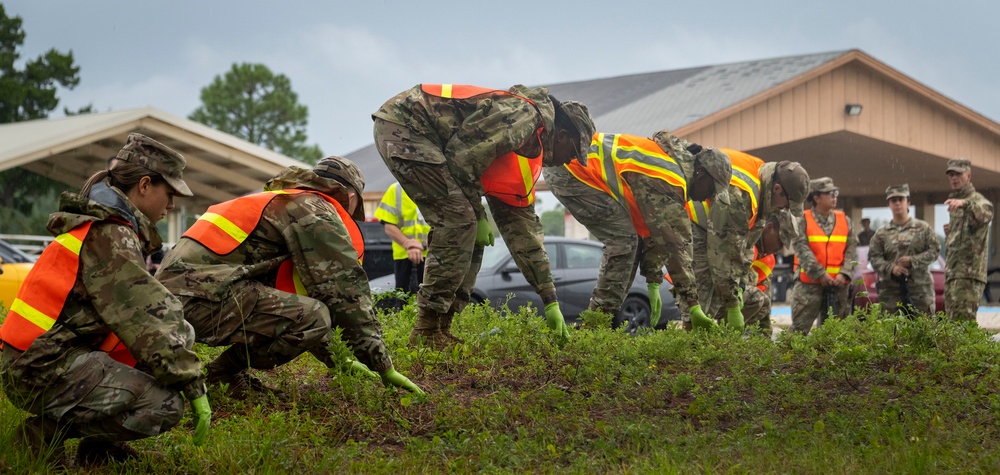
[0,239,36,311]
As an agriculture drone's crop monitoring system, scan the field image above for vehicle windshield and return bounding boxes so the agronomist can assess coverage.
[480,241,512,269]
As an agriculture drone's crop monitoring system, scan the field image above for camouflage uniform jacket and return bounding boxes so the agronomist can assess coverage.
[945,183,994,282]
[372,84,556,221]
[157,168,392,372]
[869,217,940,291]
[701,185,757,309]
[1,183,206,400]
[793,208,858,281]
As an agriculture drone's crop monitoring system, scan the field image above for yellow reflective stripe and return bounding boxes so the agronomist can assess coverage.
[55,232,84,255]
[517,155,534,205]
[752,260,773,277]
[441,84,453,98]
[807,235,831,243]
[827,266,841,274]
[828,235,848,243]
[199,212,248,243]
[8,298,55,331]
[292,268,308,296]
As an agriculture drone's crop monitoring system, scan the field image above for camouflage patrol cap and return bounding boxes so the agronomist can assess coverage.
[775,161,809,217]
[885,183,910,200]
[313,156,366,221]
[808,176,839,194]
[693,147,732,205]
[555,100,596,166]
[945,158,972,174]
[114,133,193,196]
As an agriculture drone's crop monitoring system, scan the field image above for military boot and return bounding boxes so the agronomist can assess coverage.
[12,416,69,466]
[76,439,146,466]
[408,310,451,350]
[439,310,465,344]
[207,346,286,400]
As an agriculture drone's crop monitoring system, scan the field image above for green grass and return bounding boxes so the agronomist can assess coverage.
[3,299,1000,474]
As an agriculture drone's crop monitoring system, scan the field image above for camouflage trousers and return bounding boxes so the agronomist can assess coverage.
[679,226,713,324]
[375,119,486,316]
[790,282,850,335]
[945,278,985,322]
[877,281,934,316]
[2,347,184,441]
[180,279,351,371]
[545,166,639,313]
[741,285,773,336]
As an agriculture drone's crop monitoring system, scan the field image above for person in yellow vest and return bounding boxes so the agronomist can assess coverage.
[684,148,809,331]
[373,84,595,349]
[548,129,733,330]
[791,177,859,334]
[156,156,423,398]
[374,182,430,293]
[0,134,210,465]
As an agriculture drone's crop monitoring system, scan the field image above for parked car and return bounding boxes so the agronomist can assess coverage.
[852,254,946,313]
[0,239,37,310]
[358,221,395,280]
[368,236,681,328]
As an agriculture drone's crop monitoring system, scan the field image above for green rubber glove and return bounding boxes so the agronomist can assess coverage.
[348,359,379,378]
[726,306,745,332]
[690,304,717,330]
[648,283,663,328]
[380,369,425,395]
[475,218,495,246]
[191,395,211,446]
[543,302,571,344]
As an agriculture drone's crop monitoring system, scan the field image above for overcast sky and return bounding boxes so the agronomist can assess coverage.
[7,0,999,157]
[5,1,996,230]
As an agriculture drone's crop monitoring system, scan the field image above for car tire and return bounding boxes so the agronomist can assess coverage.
[616,295,650,329]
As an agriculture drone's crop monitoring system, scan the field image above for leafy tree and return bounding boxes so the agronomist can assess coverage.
[0,4,79,234]
[541,205,566,236]
[189,63,323,164]
[0,4,80,123]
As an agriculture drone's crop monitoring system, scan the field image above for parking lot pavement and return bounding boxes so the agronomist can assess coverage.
[770,304,1000,335]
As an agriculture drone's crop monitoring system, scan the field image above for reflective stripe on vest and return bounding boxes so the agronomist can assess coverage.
[566,133,688,238]
[0,222,137,366]
[375,184,430,260]
[0,223,92,351]
[418,84,546,208]
[481,130,543,207]
[274,259,309,296]
[184,189,364,263]
[685,200,711,231]
[799,209,849,283]
[752,255,776,291]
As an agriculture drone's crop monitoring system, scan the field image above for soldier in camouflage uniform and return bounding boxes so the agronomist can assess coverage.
[542,164,640,316]
[1,134,210,465]
[688,154,809,331]
[372,84,595,348]
[791,177,859,334]
[942,159,994,321]
[157,157,422,397]
[740,214,789,335]
[868,184,941,316]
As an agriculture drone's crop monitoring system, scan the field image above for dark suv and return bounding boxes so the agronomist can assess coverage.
[358,221,394,280]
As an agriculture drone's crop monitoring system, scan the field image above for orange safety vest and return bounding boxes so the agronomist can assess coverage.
[685,149,764,230]
[0,221,137,366]
[751,247,776,292]
[797,209,849,284]
[184,189,364,296]
[566,133,687,238]
[421,84,545,208]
